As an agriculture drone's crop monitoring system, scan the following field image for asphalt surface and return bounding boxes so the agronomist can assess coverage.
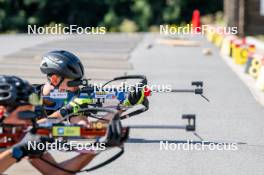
[2,33,264,175]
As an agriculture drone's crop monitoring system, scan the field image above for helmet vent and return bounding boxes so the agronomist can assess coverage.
[79,63,84,75]
[67,65,77,74]
[42,62,48,67]
[0,92,9,98]
[0,84,11,90]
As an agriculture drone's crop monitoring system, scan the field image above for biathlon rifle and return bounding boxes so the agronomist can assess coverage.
[0,107,129,173]
[69,75,209,105]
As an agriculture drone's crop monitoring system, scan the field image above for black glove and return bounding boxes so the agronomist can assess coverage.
[101,115,123,147]
[12,133,54,162]
[60,97,93,117]
[124,86,149,108]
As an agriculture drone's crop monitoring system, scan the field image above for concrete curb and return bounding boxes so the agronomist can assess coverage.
[220,53,264,106]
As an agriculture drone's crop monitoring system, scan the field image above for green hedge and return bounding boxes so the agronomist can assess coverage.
[0,0,223,32]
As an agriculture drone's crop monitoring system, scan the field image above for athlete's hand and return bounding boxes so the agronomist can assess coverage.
[59,97,93,117]
[124,86,149,108]
[100,115,124,147]
[12,133,54,161]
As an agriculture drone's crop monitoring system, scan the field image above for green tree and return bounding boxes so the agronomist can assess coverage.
[0,0,223,33]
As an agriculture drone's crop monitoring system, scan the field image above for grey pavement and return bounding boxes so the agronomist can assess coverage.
[0,33,140,83]
[3,33,264,175]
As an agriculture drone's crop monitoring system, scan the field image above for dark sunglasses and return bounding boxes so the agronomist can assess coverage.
[67,79,88,87]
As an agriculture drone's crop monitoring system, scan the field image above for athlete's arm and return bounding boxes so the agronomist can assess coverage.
[0,149,17,173]
[29,150,96,175]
